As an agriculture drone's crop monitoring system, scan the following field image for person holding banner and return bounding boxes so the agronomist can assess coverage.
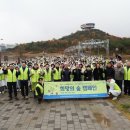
[107,78,121,100]
[72,63,82,81]
[35,78,44,104]
[105,62,115,80]
[62,63,71,81]
[84,65,92,81]
[93,63,104,80]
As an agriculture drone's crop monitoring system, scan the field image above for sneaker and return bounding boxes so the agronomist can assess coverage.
[112,97,117,100]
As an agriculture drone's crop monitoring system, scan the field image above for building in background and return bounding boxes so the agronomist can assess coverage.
[81,23,95,31]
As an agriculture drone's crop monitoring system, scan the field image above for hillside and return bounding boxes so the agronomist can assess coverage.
[10,29,130,54]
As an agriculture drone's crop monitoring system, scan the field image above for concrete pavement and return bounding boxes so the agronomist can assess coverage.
[0,93,130,130]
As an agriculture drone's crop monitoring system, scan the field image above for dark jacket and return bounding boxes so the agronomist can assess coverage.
[105,67,115,80]
[72,69,82,81]
[84,69,92,81]
[62,68,71,81]
[93,68,104,80]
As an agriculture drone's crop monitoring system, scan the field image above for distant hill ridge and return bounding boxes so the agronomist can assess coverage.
[11,29,130,54]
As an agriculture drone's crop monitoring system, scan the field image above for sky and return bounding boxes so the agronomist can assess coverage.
[0,0,130,44]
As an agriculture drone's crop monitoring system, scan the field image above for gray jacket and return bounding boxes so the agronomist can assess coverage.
[114,67,124,80]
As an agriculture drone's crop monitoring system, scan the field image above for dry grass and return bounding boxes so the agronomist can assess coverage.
[109,96,130,120]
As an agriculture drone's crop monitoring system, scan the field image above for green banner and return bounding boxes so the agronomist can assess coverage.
[44,80,108,99]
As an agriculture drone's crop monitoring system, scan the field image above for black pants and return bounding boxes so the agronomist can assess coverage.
[0,86,5,92]
[36,87,43,103]
[20,80,28,97]
[124,80,130,95]
[115,80,123,91]
[7,82,17,98]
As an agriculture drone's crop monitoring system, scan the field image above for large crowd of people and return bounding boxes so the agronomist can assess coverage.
[0,55,129,103]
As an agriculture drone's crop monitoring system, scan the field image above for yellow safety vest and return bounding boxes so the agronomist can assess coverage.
[30,69,40,82]
[1,74,5,80]
[0,74,3,81]
[7,69,17,82]
[17,75,21,80]
[114,83,121,91]
[0,69,3,81]
[0,70,5,81]
[124,67,130,80]
[35,83,43,96]
[44,69,52,82]
[19,67,29,80]
[53,68,62,80]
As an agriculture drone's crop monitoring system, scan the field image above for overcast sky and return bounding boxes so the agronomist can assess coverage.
[0,0,130,44]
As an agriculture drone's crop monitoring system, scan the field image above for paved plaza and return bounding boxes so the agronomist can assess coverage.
[0,93,130,130]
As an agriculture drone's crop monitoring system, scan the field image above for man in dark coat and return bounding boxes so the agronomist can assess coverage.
[93,63,104,80]
[84,65,92,81]
[62,63,71,81]
[105,62,115,80]
[72,64,82,81]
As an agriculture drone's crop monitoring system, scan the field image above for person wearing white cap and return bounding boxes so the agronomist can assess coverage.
[107,78,121,100]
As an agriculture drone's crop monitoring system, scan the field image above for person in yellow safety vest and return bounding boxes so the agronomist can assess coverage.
[43,63,52,82]
[30,63,40,97]
[19,61,30,100]
[107,78,121,100]
[39,64,44,76]
[124,61,130,95]
[3,64,19,100]
[1,66,7,89]
[53,62,62,81]
[35,78,44,104]
[0,65,5,93]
